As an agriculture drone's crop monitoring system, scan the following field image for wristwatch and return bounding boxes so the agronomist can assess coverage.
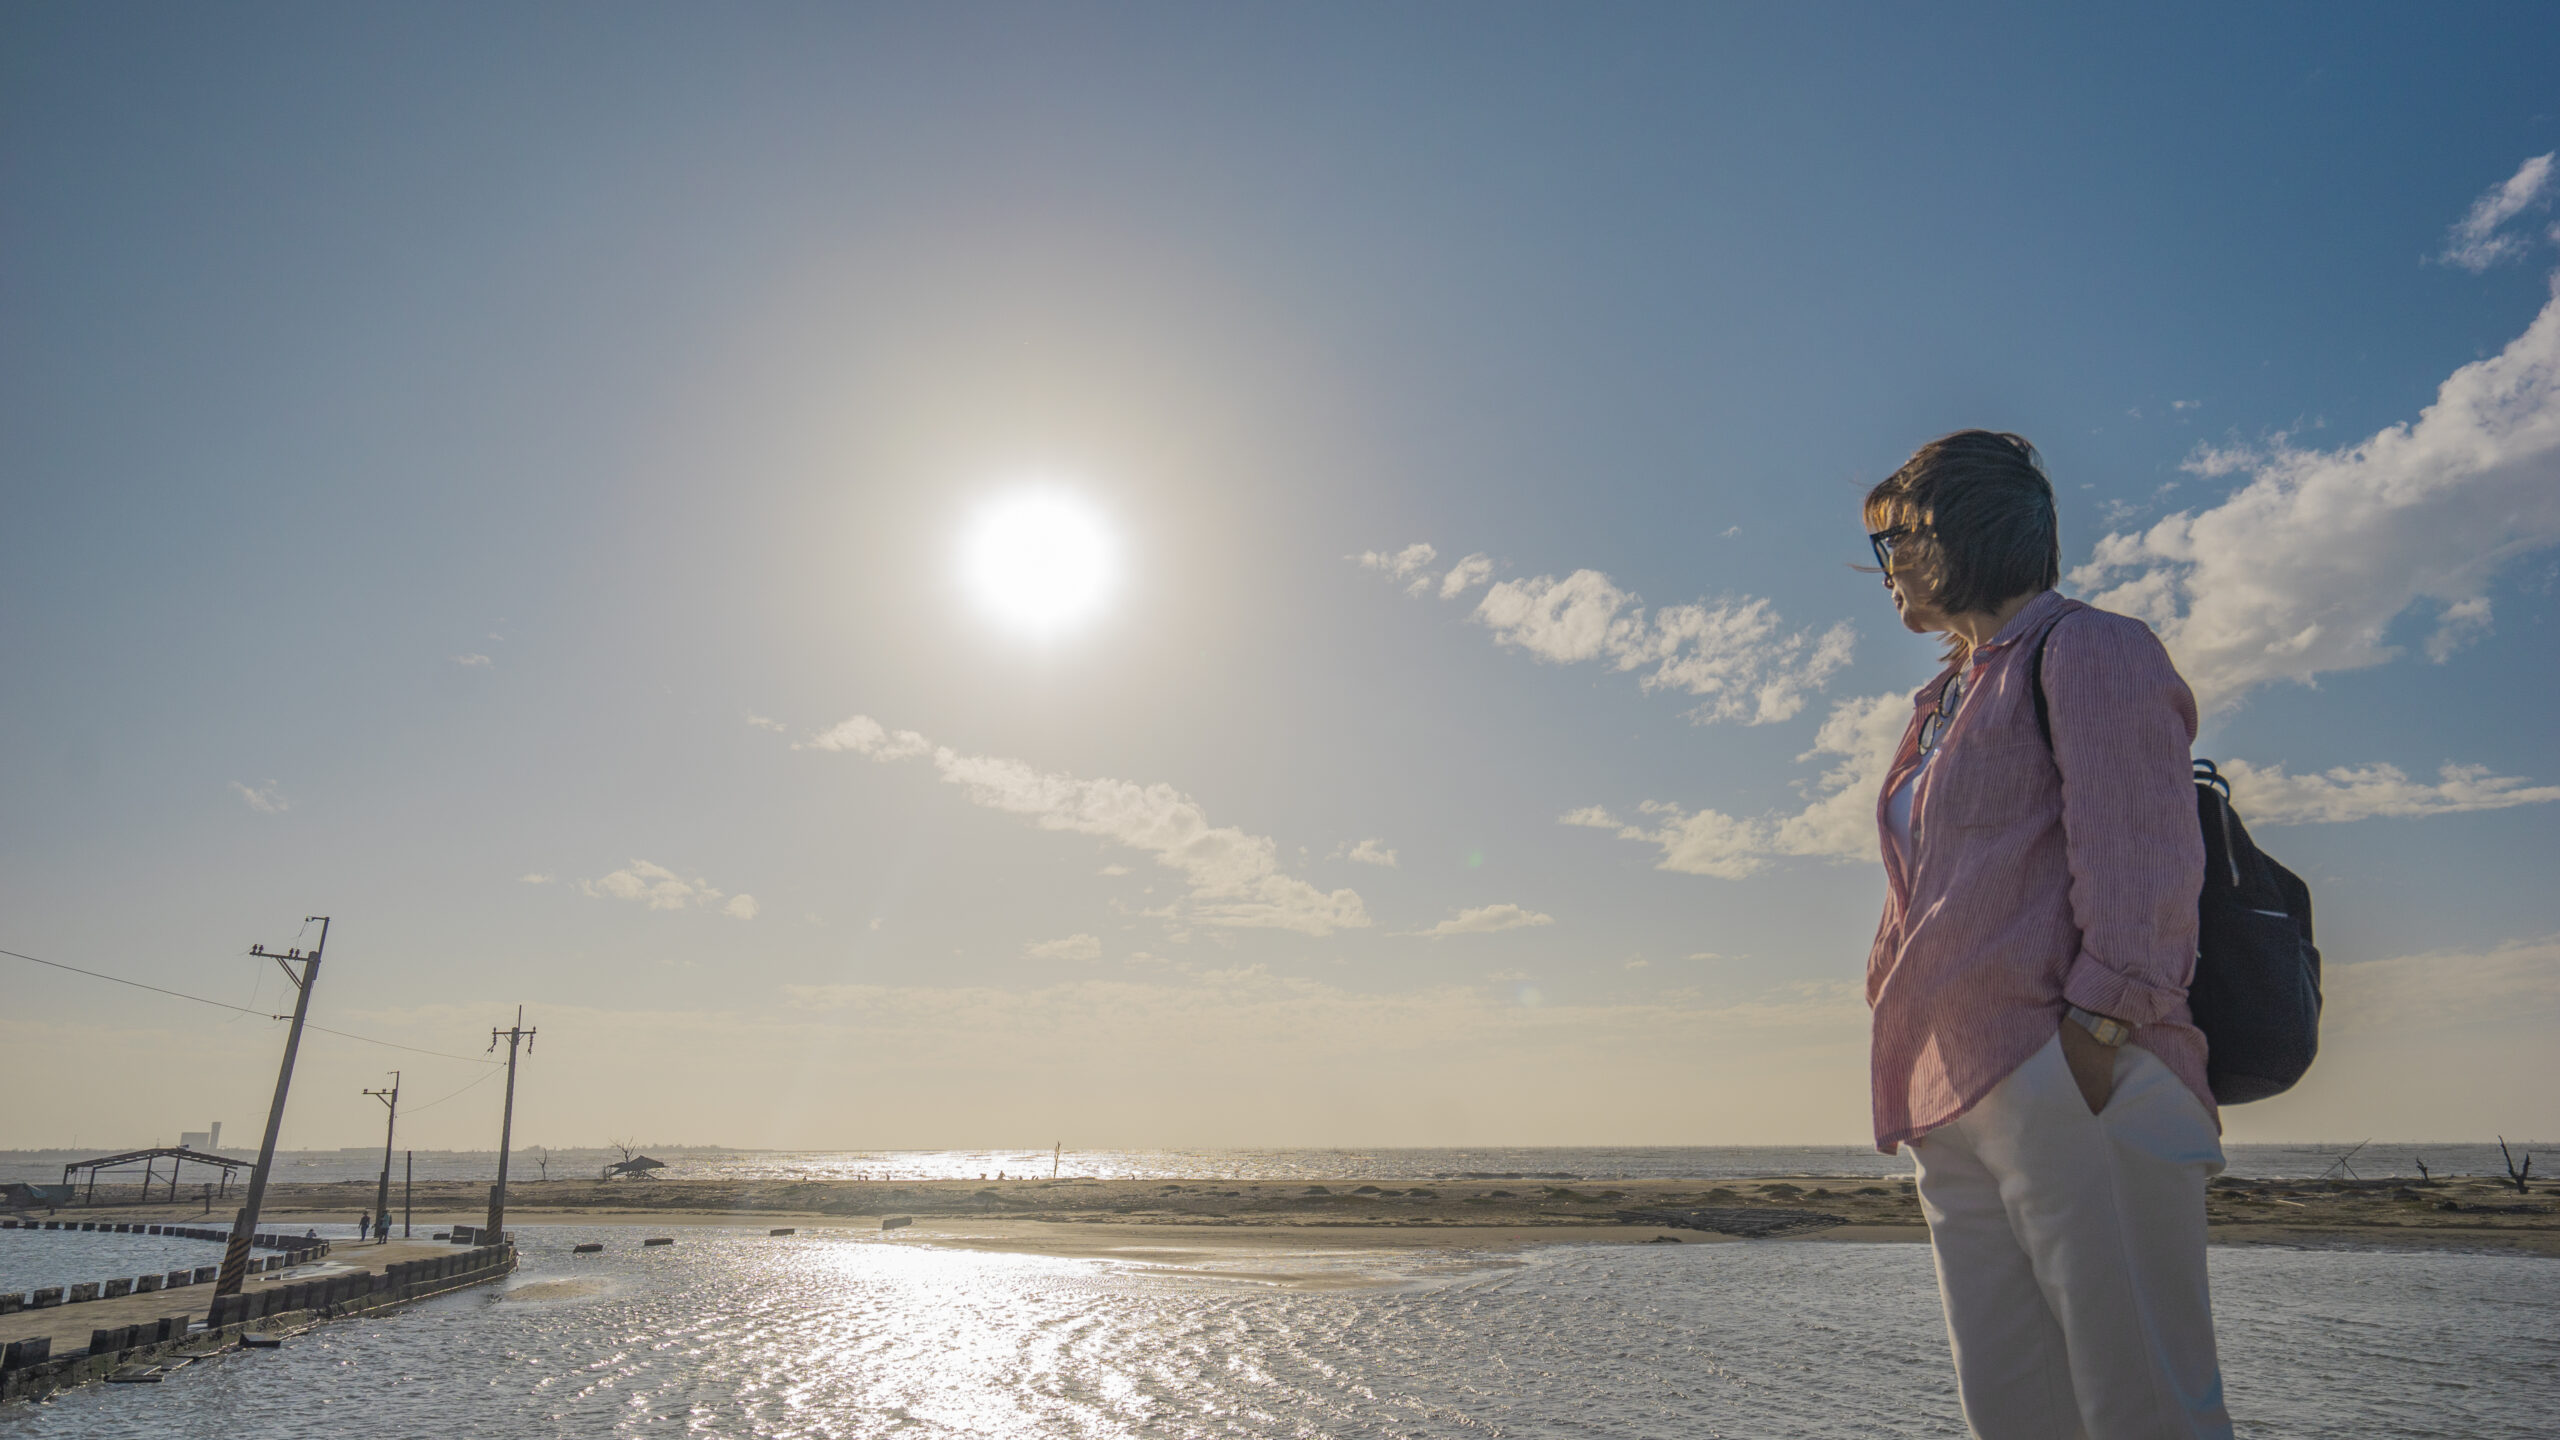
[2065,1004,2133,1047]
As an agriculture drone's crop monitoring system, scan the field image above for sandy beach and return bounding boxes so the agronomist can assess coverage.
[52,1172,2552,1258]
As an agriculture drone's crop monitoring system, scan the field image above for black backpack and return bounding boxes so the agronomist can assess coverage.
[2031,631,2323,1104]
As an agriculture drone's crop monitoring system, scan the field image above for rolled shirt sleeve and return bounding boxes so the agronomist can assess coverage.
[2045,612,2206,1027]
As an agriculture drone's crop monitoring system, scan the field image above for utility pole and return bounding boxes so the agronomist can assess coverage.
[365,1073,400,1244]
[215,916,327,1296]
[403,1150,413,1238]
[484,1007,535,1241]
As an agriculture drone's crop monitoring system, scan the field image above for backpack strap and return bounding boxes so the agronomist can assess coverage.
[2029,632,2052,751]
[2024,604,2076,752]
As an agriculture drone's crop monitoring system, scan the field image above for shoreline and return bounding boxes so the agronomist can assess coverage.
[29,1171,2548,1258]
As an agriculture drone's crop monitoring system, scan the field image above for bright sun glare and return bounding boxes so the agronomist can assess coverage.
[960,487,1120,639]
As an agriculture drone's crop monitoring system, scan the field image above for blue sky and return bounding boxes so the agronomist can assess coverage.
[4,4,2555,1151]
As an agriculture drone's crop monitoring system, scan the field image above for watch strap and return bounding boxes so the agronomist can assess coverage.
[2065,1003,2133,1047]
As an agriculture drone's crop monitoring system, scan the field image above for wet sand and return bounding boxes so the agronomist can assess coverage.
[58,1172,2554,1257]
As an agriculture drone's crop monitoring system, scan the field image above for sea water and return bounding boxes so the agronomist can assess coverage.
[5,1226,2551,1438]
[0,1228,229,1297]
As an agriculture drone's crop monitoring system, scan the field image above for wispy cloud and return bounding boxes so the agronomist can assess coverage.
[229,780,288,814]
[780,968,1865,1042]
[2320,934,2560,1037]
[1437,553,1494,598]
[1359,545,1855,725]
[1419,903,1555,938]
[449,652,493,668]
[518,872,555,885]
[2436,153,2556,272]
[1564,692,1906,879]
[1337,838,1399,868]
[801,716,1370,937]
[1356,542,1440,595]
[744,714,788,733]
[2220,758,2560,825]
[2071,282,2560,710]
[582,859,756,919]
[1026,933,1102,961]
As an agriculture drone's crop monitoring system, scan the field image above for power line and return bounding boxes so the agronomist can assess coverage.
[403,1065,502,1115]
[302,1023,501,1067]
[2,945,500,1066]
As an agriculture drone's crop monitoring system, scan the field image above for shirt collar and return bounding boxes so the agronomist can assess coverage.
[1974,588,2066,655]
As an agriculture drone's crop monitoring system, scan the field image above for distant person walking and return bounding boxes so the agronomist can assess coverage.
[1862,432,2230,1439]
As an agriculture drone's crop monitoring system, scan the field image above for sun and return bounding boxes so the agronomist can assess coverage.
[959,486,1120,639]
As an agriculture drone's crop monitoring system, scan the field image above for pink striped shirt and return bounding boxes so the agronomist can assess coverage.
[1866,588,2215,1152]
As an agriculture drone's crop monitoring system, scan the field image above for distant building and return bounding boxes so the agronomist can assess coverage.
[178,1122,223,1151]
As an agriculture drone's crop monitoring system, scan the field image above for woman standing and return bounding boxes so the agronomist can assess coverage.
[1864,431,2232,1440]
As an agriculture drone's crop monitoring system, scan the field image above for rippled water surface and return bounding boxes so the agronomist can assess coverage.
[6,1228,2552,1438]
[0,1229,229,1296]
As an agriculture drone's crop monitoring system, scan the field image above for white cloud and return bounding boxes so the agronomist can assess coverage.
[1098,863,1131,876]
[1566,691,1906,879]
[799,715,932,759]
[1362,545,1856,725]
[2437,153,2555,272]
[1357,542,1440,595]
[1340,838,1399,868]
[2219,758,2560,825]
[2423,595,2493,663]
[1026,933,1103,961]
[1420,903,1556,938]
[744,714,788,733]
[229,780,288,814]
[1438,553,1494,598]
[583,859,747,915]
[2070,277,2560,712]
[806,716,1371,937]
[449,652,493,667]
[518,872,555,885]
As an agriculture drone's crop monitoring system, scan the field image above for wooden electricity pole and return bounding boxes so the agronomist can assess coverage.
[484,1007,535,1239]
[365,1073,400,1244]
[215,916,327,1296]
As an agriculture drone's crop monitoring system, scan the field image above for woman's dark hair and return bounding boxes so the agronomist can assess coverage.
[1863,430,2060,616]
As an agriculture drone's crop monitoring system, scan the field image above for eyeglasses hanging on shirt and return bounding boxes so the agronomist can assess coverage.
[1920,671,1965,754]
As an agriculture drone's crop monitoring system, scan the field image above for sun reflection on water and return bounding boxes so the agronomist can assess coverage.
[1,1229,2549,1439]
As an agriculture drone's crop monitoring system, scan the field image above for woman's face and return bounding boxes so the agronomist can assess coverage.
[1875,521,1950,634]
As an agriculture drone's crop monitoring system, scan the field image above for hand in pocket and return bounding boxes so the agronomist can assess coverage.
[2058,1018,2119,1115]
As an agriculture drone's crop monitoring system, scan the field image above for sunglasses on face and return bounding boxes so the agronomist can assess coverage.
[1869,525,1915,573]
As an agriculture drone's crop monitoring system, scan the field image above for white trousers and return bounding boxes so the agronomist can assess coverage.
[1908,1034,2233,1440]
